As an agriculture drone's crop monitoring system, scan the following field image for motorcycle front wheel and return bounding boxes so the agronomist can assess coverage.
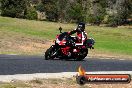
[45,45,56,60]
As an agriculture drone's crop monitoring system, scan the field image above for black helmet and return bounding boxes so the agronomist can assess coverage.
[77,22,85,32]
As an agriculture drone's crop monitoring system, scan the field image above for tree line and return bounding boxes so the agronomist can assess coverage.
[0,0,132,26]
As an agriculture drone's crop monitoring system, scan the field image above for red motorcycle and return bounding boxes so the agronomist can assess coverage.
[45,27,95,61]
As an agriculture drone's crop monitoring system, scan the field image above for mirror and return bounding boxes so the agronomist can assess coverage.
[59,27,62,33]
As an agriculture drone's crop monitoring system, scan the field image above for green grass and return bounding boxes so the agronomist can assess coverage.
[0,16,74,39]
[87,26,132,55]
[0,16,132,56]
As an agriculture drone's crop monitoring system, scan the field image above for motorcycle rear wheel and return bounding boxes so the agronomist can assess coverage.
[75,49,88,61]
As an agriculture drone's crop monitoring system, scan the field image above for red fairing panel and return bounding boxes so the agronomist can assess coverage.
[61,47,70,55]
[59,40,66,45]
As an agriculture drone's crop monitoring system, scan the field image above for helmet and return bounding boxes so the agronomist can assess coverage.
[77,22,85,32]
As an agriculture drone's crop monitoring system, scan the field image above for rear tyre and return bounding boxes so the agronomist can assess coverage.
[75,49,88,61]
[45,46,56,60]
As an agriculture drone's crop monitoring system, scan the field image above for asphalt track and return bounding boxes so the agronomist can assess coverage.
[0,54,132,75]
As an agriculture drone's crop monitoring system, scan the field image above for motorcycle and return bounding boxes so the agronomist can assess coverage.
[45,27,95,61]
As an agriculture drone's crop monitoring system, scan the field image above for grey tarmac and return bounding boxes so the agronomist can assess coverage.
[0,54,132,75]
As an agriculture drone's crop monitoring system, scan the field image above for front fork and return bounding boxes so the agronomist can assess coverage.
[50,45,59,57]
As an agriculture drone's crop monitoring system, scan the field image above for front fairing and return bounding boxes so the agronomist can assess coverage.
[58,32,68,41]
[56,32,68,45]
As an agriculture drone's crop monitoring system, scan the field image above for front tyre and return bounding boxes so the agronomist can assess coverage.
[45,45,56,60]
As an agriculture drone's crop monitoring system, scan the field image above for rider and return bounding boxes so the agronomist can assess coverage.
[68,22,87,46]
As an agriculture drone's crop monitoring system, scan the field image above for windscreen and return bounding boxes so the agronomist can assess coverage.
[58,32,68,41]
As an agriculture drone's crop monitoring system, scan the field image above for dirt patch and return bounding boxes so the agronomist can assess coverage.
[28,78,132,88]
[0,32,53,55]
[18,41,52,54]
[89,50,132,59]
[4,78,132,88]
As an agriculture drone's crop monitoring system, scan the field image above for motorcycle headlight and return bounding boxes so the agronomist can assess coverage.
[56,38,60,44]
